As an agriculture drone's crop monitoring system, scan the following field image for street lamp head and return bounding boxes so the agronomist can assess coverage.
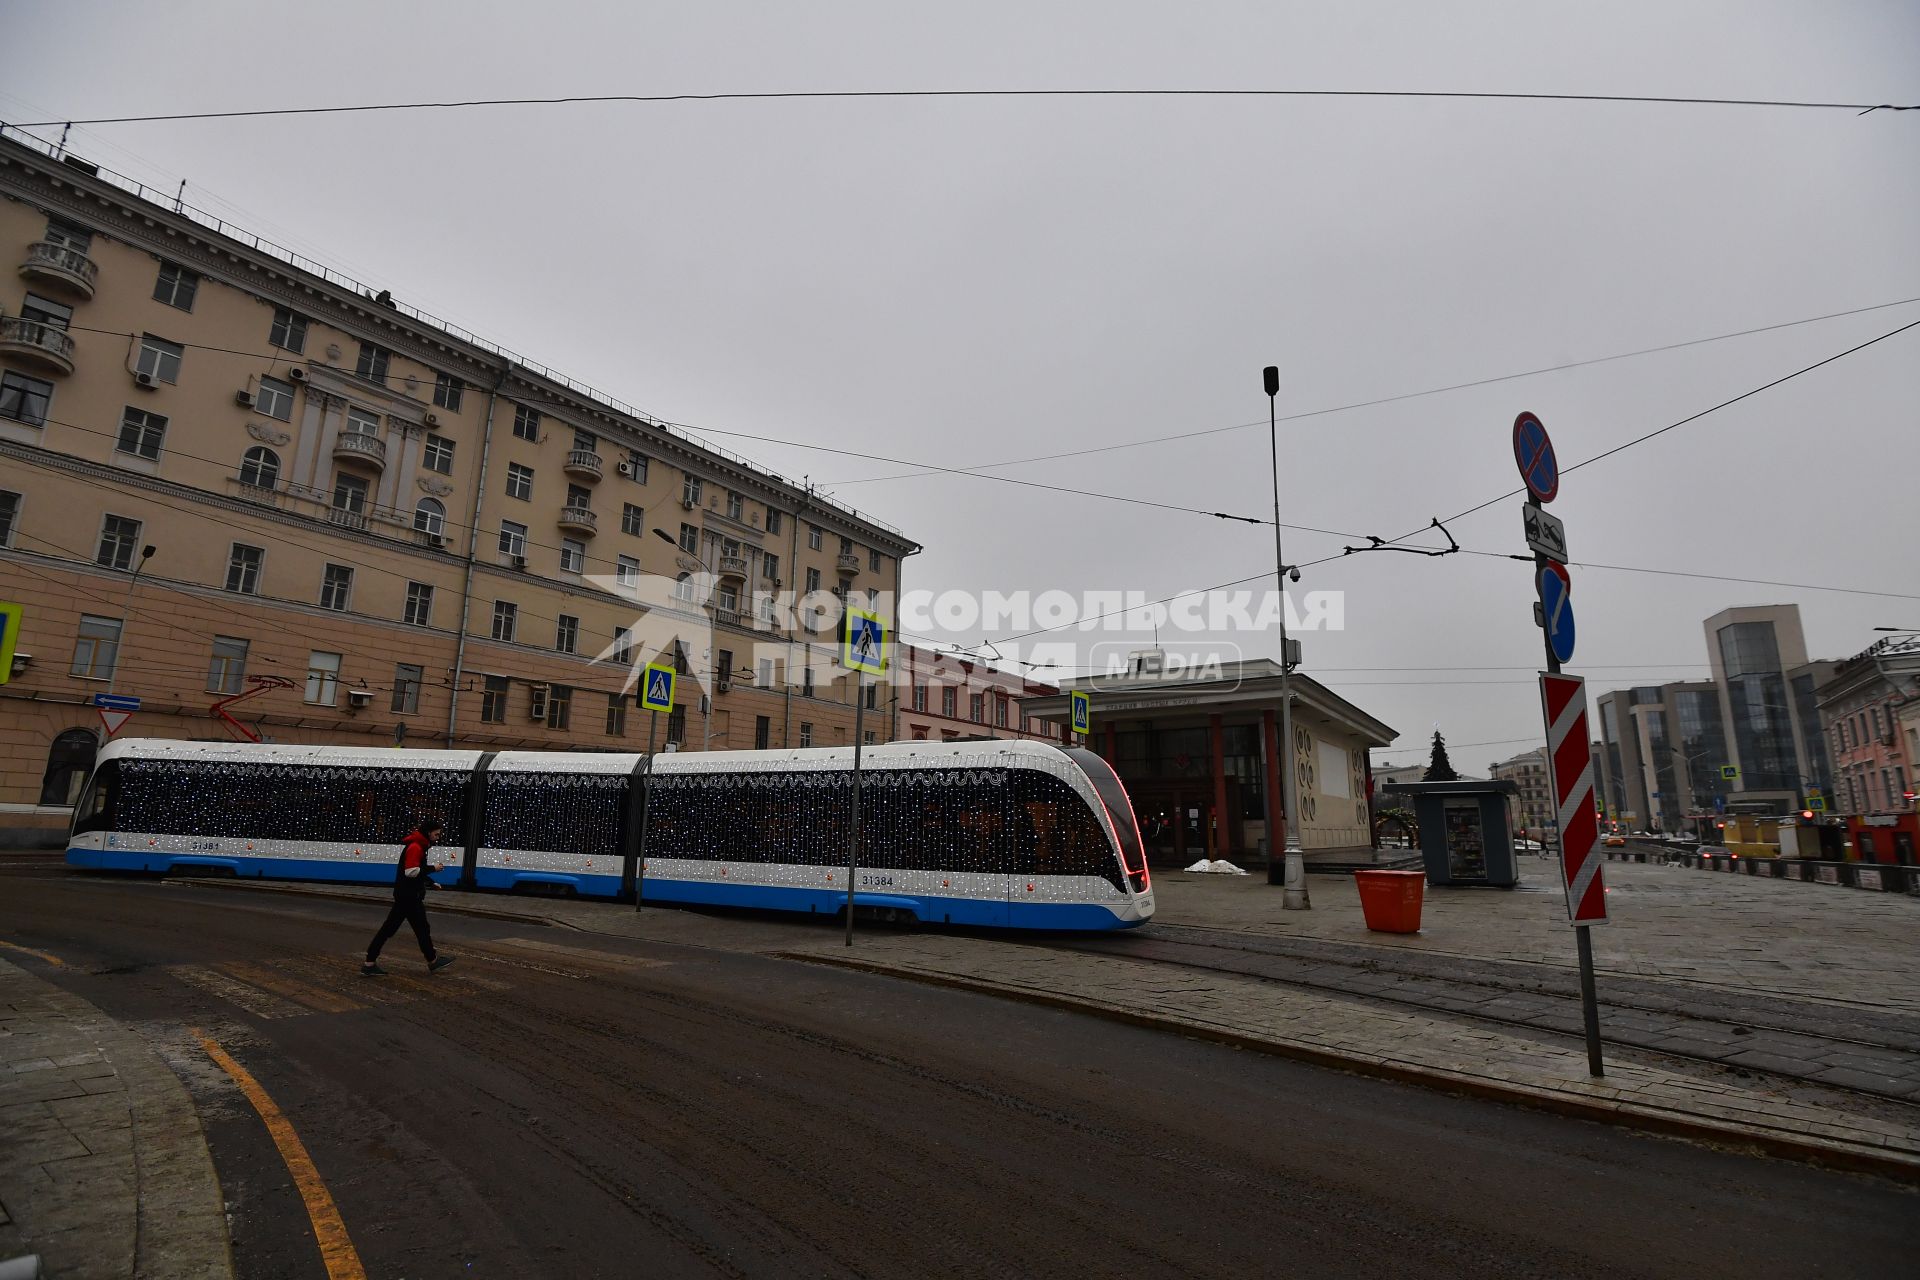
[1262,366,1280,398]
[650,528,678,547]
[139,545,155,561]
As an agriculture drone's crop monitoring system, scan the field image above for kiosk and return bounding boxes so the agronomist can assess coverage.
[1382,780,1523,888]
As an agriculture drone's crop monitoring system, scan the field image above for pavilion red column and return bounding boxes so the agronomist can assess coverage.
[1263,708,1285,872]
[1209,714,1229,858]
[1105,721,1118,762]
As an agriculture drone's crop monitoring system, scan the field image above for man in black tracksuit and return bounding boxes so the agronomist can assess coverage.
[362,819,456,976]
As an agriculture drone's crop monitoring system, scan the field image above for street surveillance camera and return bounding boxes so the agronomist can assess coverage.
[1288,566,1301,583]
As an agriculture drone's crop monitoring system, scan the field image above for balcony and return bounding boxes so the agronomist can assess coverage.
[717,554,748,582]
[20,241,99,299]
[327,505,369,532]
[557,504,598,536]
[836,552,860,578]
[0,317,75,375]
[563,449,603,481]
[332,431,387,470]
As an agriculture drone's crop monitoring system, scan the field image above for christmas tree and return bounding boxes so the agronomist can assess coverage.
[1422,730,1460,782]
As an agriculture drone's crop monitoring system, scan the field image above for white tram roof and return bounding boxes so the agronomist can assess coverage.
[652,739,1072,775]
[99,738,485,771]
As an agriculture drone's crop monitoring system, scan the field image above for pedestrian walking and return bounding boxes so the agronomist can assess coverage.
[362,818,456,977]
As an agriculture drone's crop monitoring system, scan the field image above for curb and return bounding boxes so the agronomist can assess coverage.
[783,950,1920,1186]
[172,877,582,931]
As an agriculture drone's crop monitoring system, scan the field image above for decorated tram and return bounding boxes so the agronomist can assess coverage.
[65,738,1154,931]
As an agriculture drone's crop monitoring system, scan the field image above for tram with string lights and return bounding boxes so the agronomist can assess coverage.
[64,738,1154,930]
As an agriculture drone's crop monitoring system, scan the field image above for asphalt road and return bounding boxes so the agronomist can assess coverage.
[3,864,1916,1279]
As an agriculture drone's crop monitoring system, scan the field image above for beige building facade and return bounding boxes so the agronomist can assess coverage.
[0,131,918,843]
[1488,746,1553,835]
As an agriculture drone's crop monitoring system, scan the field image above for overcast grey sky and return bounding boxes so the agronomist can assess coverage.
[6,0,1916,765]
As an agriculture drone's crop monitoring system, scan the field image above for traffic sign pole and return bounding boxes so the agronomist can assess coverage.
[634,709,660,914]
[845,674,865,946]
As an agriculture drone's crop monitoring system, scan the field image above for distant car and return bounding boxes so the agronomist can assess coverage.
[1603,834,1628,848]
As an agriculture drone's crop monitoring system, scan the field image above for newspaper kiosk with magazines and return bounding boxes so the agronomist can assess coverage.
[1381,779,1523,888]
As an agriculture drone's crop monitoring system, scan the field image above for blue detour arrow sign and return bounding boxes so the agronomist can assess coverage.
[1538,564,1576,664]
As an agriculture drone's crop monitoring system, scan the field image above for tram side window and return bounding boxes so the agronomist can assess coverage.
[1012,772,1123,890]
[114,761,468,845]
[482,771,623,858]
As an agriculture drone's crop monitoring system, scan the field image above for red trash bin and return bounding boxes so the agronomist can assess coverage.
[1353,869,1425,933]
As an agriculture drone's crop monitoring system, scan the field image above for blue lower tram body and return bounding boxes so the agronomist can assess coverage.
[66,846,1142,931]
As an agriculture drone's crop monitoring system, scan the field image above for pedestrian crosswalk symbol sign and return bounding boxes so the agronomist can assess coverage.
[0,601,21,687]
[641,662,676,713]
[1070,690,1091,736]
[843,608,888,677]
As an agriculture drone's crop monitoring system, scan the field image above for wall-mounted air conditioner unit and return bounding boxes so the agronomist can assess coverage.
[511,553,528,570]
[346,688,375,710]
[424,411,439,426]
[681,498,696,510]
[133,371,157,389]
[234,390,255,408]
[616,461,633,478]
[287,367,309,382]
[528,684,548,720]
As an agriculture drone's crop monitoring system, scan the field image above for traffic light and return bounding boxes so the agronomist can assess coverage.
[1715,820,1727,829]
[1800,809,1814,821]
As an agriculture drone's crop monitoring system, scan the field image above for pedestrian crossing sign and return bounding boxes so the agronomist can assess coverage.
[0,601,20,687]
[641,662,676,713]
[1720,764,1739,780]
[1808,795,1827,813]
[842,607,888,677]
[1070,690,1091,736]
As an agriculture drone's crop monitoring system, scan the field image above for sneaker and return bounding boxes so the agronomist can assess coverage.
[360,962,387,977]
[428,955,456,974]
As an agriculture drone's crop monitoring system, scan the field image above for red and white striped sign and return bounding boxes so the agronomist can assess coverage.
[1540,672,1607,924]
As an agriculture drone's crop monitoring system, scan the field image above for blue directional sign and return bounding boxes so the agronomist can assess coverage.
[640,663,676,714]
[1537,566,1576,664]
[1070,690,1091,736]
[0,601,21,686]
[1512,412,1559,504]
[1713,794,1726,814]
[92,693,142,712]
[842,607,888,677]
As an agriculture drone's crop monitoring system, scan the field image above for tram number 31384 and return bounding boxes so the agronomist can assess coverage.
[858,874,894,887]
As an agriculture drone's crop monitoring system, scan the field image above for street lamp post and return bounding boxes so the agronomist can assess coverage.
[102,545,155,720]
[1263,366,1308,910]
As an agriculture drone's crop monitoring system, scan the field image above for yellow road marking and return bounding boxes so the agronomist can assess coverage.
[0,939,68,968]
[193,1028,366,1280]
[222,961,365,1015]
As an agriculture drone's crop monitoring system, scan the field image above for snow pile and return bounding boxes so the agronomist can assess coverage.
[1183,859,1250,875]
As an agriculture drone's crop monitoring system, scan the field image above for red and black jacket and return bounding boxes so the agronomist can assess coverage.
[393,830,436,896]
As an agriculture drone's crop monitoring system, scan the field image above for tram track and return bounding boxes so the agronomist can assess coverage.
[1030,925,1920,1109]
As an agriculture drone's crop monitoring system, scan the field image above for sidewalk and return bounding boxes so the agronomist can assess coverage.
[0,957,231,1280]
[179,859,1920,1180]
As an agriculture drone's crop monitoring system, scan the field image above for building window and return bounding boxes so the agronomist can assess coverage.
[0,490,18,547]
[96,514,142,570]
[912,684,927,712]
[621,503,644,536]
[808,525,823,551]
[559,539,585,574]
[716,649,733,685]
[566,483,591,511]
[116,408,167,460]
[626,451,649,483]
[355,342,390,383]
[767,509,782,535]
[995,697,1008,727]
[423,433,455,474]
[864,682,879,710]
[970,693,984,723]
[726,491,743,520]
[256,375,294,420]
[207,636,249,695]
[392,663,423,714]
[617,555,639,589]
[677,523,698,554]
[433,372,464,411]
[332,472,369,515]
[683,476,703,507]
[870,548,883,572]
[320,563,354,611]
[799,722,814,748]
[763,552,780,582]
[942,687,957,718]
[403,581,433,627]
[133,335,184,384]
[512,403,540,441]
[491,601,517,642]
[413,498,445,538]
[237,446,279,489]
[755,716,771,750]
[840,536,854,557]
[758,658,774,688]
[802,666,814,698]
[343,406,381,440]
[225,543,263,595]
[605,694,627,737]
[0,372,53,427]
[865,731,877,746]
[153,262,198,310]
[480,675,509,723]
[546,685,572,730]
[611,626,633,665]
[71,615,122,680]
[505,463,534,501]
[805,567,821,594]
[269,307,307,353]
[556,615,579,654]
[572,428,597,455]
[717,584,738,613]
[305,651,342,705]
[499,521,527,558]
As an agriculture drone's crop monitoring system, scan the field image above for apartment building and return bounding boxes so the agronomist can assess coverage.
[0,130,919,841]
[1488,747,1553,834]
[896,644,1066,744]
[1815,634,1916,816]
